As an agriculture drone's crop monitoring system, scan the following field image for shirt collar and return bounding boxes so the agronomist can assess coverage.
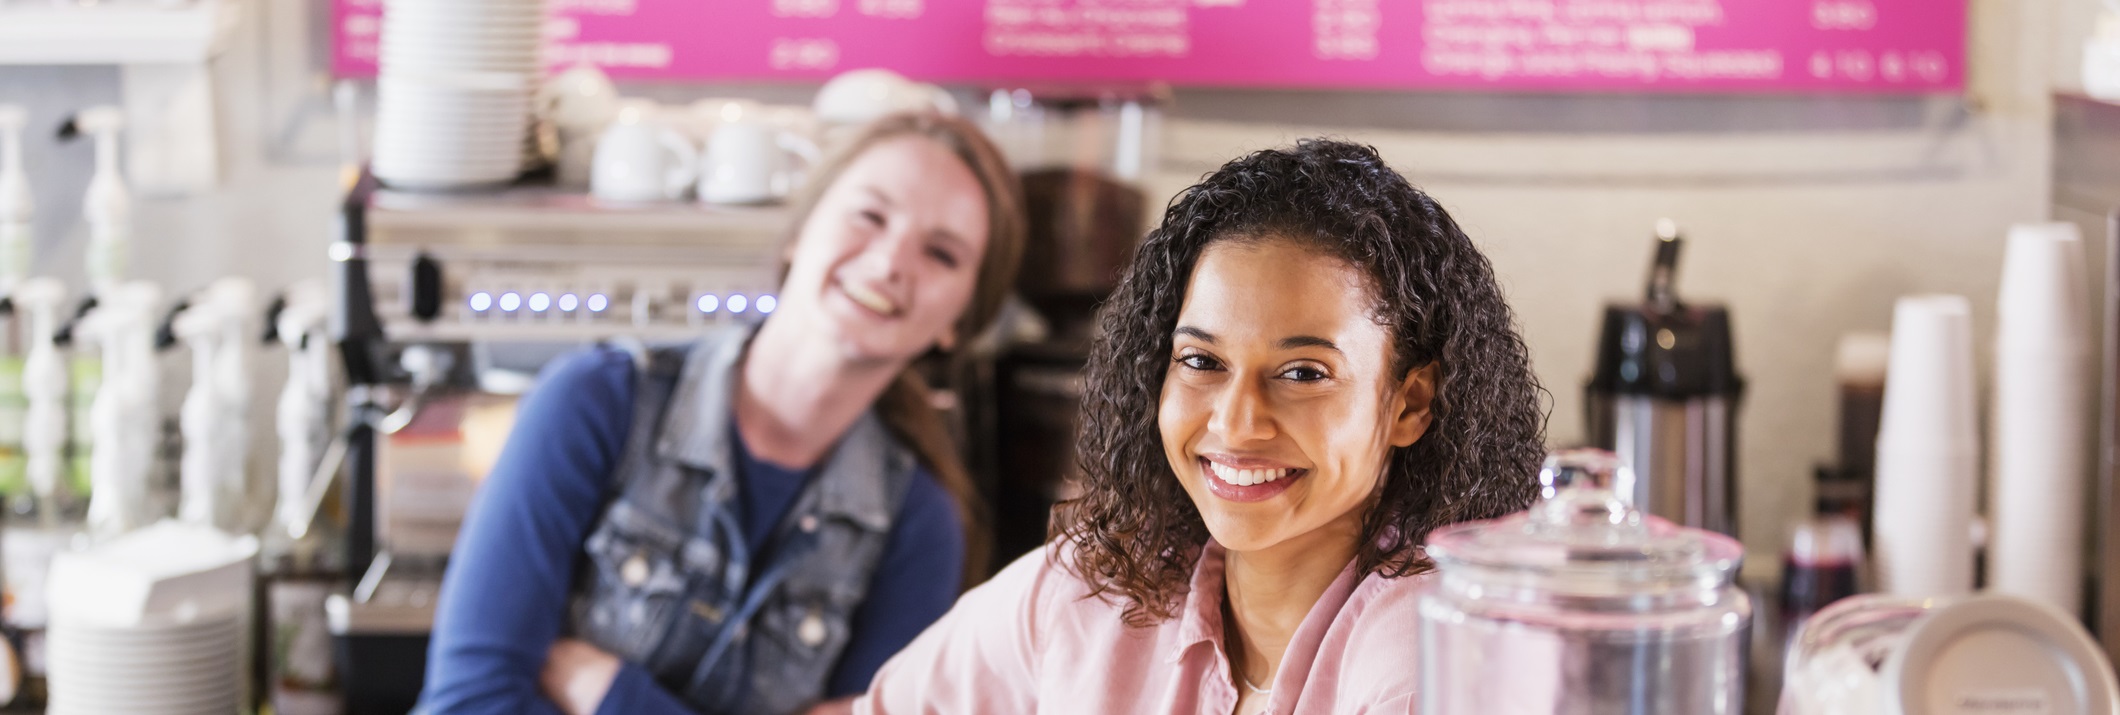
[655,323,754,478]
[1163,539,1366,665]
[653,323,902,531]
[1167,540,1229,664]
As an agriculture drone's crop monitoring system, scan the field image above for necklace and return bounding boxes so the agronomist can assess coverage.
[1241,673,1271,695]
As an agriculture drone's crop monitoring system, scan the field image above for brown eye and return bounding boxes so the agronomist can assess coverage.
[858,209,886,227]
[1175,354,1222,371]
[1279,366,1327,382]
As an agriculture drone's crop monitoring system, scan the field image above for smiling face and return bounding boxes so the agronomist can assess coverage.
[774,134,992,365]
[1158,237,1437,556]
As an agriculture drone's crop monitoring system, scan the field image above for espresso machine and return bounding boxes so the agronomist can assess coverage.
[327,173,787,713]
[1584,220,1744,537]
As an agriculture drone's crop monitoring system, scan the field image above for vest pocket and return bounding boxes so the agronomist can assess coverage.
[574,501,690,667]
[740,595,852,714]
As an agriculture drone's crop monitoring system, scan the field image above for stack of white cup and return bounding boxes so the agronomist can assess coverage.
[371,0,548,190]
[1873,294,1979,598]
[1989,222,2093,615]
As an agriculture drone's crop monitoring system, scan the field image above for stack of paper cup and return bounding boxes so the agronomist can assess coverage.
[1989,222,2093,615]
[1873,294,1979,597]
[371,0,548,190]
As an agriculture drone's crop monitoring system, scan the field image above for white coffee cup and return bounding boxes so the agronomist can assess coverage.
[591,106,697,203]
[699,119,819,205]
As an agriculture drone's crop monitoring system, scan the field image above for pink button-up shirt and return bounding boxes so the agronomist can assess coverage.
[854,541,1426,714]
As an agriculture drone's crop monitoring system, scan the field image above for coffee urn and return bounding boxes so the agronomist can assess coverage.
[1419,449,1752,714]
[1585,220,1744,537]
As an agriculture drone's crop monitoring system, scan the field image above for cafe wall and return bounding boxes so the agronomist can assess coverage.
[1424,128,2047,568]
[1140,0,2063,566]
[0,0,2076,566]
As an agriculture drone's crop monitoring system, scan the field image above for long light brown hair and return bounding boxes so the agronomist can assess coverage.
[780,112,1026,586]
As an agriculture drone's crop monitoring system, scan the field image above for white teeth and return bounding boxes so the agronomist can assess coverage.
[841,282,899,316]
[1207,461,1292,486]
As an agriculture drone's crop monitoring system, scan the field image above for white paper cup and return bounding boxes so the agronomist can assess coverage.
[1989,222,2093,615]
[1876,295,1979,450]
[1997,222,2090,351]
[1874,294,1979,597]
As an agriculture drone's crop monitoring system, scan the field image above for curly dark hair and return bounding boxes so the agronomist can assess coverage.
[1053,139,1547,625]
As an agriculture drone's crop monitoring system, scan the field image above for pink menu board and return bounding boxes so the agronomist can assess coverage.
[333,0,1965,94]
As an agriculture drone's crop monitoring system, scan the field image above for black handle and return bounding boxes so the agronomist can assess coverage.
[51,295,97,348]
[409,252,443,323]
[333,171,386,385]
[260,292,288,345]
[1644,220,1684,314]
[153,297,193,352]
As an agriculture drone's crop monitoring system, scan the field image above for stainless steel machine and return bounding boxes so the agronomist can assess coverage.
[1584,221,1745,538]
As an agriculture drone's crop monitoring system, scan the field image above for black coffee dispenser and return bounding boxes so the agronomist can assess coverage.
[1584,220,1745,537]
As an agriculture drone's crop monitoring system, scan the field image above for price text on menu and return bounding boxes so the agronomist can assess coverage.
[333,0,1966,93]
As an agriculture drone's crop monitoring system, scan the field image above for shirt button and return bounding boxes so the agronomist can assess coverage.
[621,552,650,587]
[798,612,827,647]
[799,515,819,533]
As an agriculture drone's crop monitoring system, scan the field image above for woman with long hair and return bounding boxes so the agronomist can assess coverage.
[856,138,1546,714]
[421,112,1025,715]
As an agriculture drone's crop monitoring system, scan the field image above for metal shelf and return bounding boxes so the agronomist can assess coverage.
[365,185,793,269]
[380,318,752,346]
[368,186,791,244]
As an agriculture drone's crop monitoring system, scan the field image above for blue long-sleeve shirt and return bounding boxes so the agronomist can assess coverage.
[421,347,966,715]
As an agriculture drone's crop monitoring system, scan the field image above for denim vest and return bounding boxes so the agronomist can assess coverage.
[569,327,918,715]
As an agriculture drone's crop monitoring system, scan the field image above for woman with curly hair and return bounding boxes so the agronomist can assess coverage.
[851,138,1547,714]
